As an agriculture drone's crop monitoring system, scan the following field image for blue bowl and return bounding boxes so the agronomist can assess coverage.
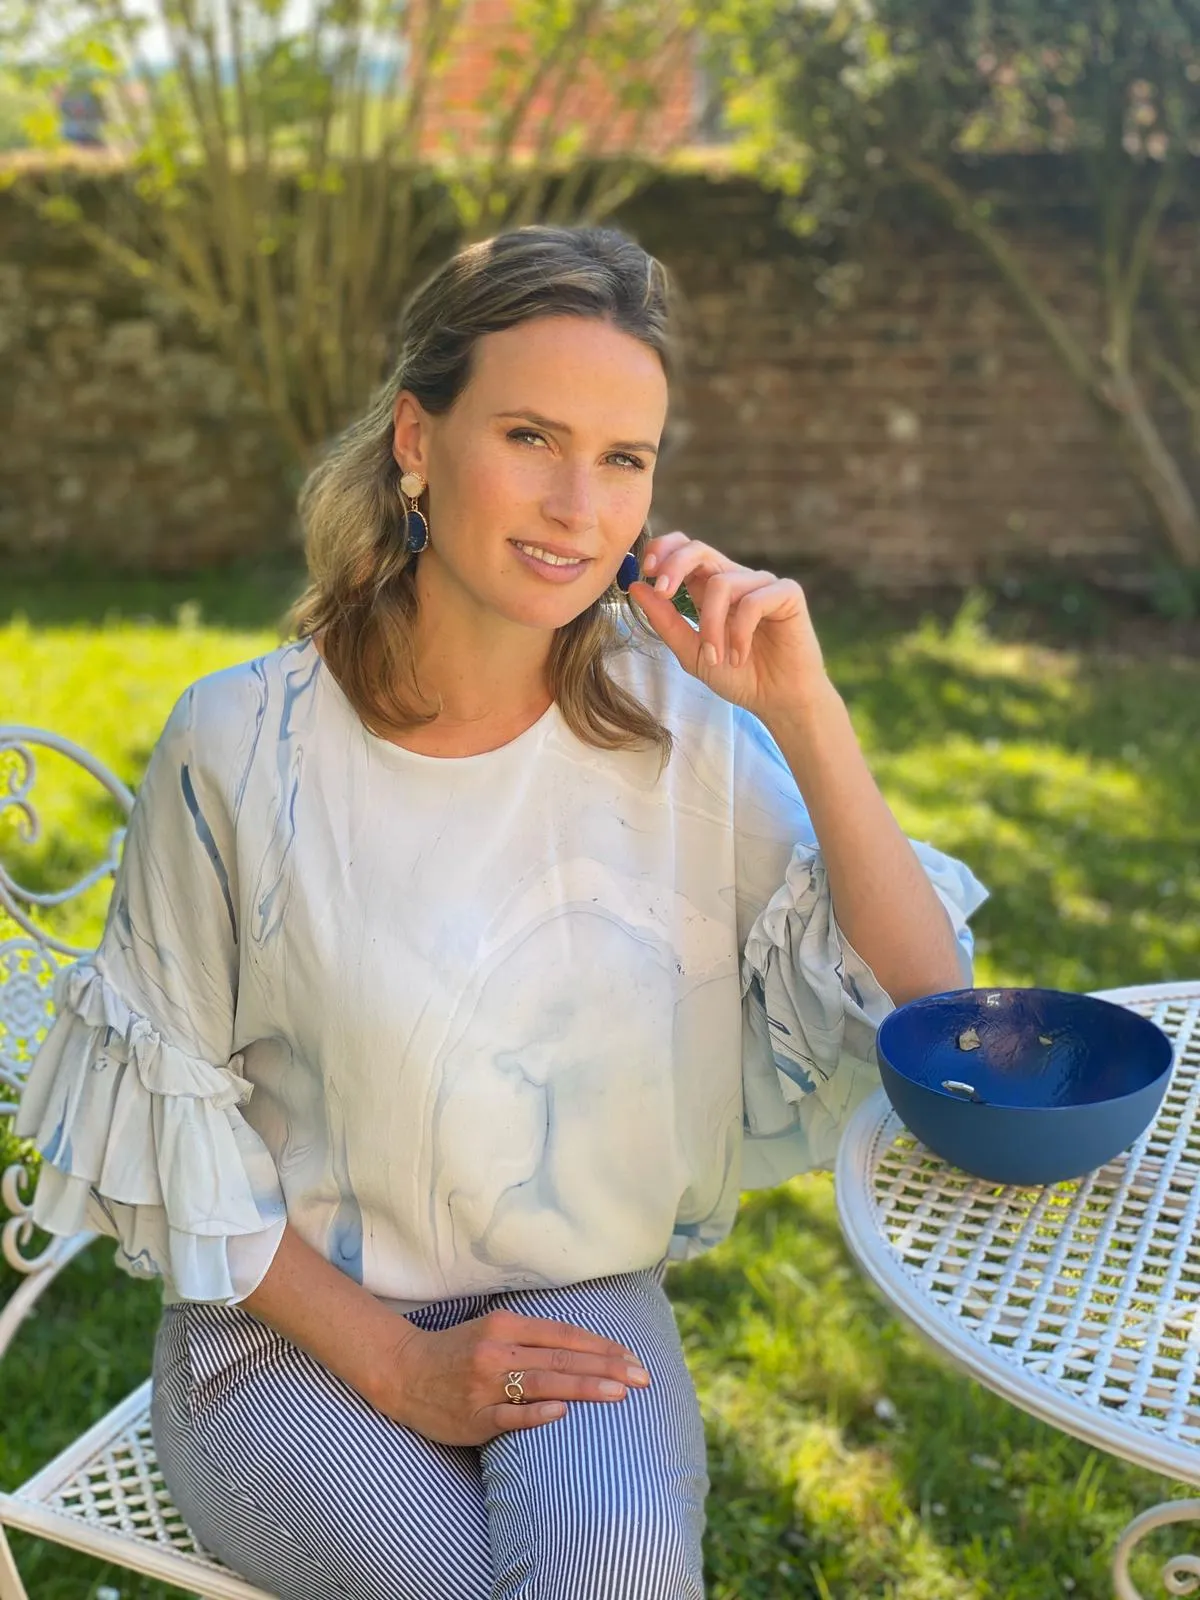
[876,988,1174,1186]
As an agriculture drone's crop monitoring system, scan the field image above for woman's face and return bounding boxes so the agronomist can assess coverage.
[393,314,668,634]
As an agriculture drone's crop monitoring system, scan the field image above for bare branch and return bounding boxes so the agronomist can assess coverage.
[900,152,1101,398]
[1110,160,1176,365]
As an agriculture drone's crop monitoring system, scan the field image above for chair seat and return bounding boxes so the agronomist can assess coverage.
[0,1380,274,1600]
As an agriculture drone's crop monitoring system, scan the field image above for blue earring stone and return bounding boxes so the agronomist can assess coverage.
[405,509,429,554]
[616,551,639,593]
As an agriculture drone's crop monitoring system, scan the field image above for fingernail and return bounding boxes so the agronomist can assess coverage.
[701,642,718,668]
[541,1403,566,1419]
[626,1365,651,1385]
[642,552,658,573]
[599,1380,626,1398]
[729,649,741,668]
[654,574,671,593]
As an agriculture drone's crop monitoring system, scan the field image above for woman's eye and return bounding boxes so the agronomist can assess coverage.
[508,430,644,471]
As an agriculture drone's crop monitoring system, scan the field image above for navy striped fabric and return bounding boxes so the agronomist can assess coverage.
[151,1264,709,1598]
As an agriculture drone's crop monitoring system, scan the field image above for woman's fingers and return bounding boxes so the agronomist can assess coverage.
[631,570,770,675]
[694,569,773,667]
[499,1368,636,1405]
[502,1343,649,1386]
[642,535,732,603]
[725,577,806,666]
[478,1355,648,1436]
[639,530,691,575]
[636,538,785,670]
[634,567,808,678]
[484,1401,569,1433]
[476,1309,650,1408]
[485,1308,642,1365]
[628,580,704,669]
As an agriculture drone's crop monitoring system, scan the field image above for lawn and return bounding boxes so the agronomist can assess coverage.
[1,568,1197,1598]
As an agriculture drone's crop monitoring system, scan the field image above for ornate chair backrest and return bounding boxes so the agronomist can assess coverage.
[0,726,134,1361]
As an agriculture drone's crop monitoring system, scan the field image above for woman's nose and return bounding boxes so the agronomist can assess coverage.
[544,465,596,528]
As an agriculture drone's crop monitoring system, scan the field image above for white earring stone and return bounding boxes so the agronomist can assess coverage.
[399,471,426,500]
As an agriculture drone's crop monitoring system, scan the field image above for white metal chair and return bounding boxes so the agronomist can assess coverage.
[0,726,274,1600]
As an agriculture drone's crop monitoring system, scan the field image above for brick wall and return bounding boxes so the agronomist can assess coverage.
[409,0,698,160]
[622,178,1166,589]
[0,171,1182,584]
[0,207,296,573]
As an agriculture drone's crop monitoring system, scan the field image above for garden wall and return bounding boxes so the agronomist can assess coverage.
[1,169,1189,586]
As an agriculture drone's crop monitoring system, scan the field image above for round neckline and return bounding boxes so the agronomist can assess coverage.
[306,636,561,769]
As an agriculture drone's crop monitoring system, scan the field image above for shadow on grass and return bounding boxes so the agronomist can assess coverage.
[1,560,308,634]
[670,1181,1190,1599]
[820,610,1200,991]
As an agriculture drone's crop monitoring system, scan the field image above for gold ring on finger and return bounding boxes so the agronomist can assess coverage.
[504,1370,526,1404]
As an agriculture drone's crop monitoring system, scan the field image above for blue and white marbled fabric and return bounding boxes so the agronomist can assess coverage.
[17,630,988,1307]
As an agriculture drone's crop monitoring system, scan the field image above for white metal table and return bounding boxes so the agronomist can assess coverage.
[835,981,1200,1600]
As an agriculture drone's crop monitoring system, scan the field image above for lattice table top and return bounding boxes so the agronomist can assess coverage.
[835,982,1200,1486]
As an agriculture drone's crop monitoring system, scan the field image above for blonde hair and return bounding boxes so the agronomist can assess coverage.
[289,224,677,759]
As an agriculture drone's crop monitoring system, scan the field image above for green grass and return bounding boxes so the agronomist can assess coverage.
[1,569,1197,1598]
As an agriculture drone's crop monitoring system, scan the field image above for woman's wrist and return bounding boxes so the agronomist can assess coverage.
[241,1220,421,1420]
[760,673,847,751]
[357,1315,425,1421]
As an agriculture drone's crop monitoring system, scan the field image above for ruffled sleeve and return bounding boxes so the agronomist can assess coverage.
[731,707,989,1190]
[15,686,287,1303]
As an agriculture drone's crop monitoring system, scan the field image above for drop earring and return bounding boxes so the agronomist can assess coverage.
[400,470,429,553]
[616,551,639,593]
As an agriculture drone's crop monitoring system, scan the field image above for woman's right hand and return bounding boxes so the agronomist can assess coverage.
[383,1308,652,1445]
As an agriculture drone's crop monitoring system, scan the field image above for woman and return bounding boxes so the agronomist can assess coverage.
[17,224,987,1599]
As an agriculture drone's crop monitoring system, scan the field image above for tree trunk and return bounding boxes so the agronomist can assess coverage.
[1103,365,1200,568]
[900,154,1200,570]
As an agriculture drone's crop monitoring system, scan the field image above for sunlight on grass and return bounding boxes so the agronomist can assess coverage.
[1,581,1196,1597]
[1,609,283,950]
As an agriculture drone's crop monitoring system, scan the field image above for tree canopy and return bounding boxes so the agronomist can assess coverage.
[6,0,698,464]
[710,0,1200,567]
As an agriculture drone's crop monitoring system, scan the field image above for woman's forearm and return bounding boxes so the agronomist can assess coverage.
[239,1221,416,1412]
[765,679,967,1006]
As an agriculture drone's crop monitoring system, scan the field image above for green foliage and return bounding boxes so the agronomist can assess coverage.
[1,571,1195,1595]
[703,0,1200,567]
[0,66,51,150]
[5,0,694,467]
[708,0,1200,187]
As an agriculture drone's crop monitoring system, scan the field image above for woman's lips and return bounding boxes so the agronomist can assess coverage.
[510,539,593,583]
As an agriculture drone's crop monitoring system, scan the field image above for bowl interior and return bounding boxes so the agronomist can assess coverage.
[877,988,1173,1110]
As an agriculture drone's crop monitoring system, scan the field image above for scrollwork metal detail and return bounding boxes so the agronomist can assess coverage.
[1113,1500,1200,1599]
[0,1157,67,1275]
[0,726,123,1365]
[0,938,62,1096]
[0,739,36,844]
[0,727,133,960]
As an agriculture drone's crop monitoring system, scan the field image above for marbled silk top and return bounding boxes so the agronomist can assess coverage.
[17,629,987,1309]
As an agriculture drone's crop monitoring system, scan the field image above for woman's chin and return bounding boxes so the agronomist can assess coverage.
[492,578,610,631]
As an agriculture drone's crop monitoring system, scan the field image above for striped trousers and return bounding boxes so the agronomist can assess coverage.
[151,1263,709,1599]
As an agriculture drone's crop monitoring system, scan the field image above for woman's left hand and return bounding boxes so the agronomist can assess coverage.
[628,533,832,723]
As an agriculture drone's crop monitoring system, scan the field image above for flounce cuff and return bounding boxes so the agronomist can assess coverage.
[15,958,287,1303]
[739,839,987,1189]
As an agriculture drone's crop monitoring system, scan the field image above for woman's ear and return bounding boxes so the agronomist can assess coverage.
[392,391,431,475]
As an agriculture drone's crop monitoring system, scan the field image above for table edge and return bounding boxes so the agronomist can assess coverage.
[834,978,1200,1487]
